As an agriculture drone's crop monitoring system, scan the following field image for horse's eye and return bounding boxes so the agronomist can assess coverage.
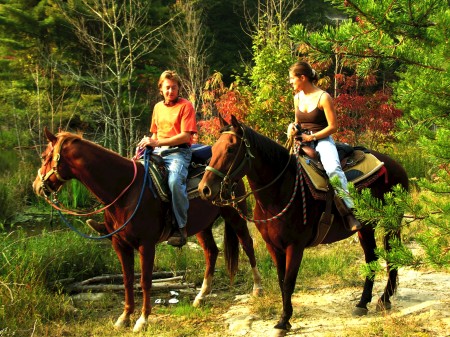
[226,147,234,154]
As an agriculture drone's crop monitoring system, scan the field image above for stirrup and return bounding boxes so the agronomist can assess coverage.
[167,228,187,247]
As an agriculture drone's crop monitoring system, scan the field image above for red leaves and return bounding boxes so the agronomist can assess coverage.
[334,90,402,145]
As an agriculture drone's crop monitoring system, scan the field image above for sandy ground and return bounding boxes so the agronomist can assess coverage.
[222,269,450,337]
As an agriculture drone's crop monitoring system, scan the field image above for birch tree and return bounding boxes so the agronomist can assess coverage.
[169,0,211,112]
[57,0,171,155]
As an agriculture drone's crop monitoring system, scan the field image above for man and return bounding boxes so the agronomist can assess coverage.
[138,70,198,246]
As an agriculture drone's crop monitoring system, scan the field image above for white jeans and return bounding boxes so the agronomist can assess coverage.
[315,136,354,209]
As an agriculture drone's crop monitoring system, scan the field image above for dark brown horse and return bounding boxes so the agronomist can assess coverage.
[32,128,262,332]
[198,115,409,336]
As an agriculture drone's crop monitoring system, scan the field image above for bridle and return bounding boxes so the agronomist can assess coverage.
[205,123,307,224]
[37,137,70,197]
[205,126,255,205]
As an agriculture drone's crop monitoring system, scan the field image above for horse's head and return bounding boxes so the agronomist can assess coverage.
[198,115,254,204]
[32,128,74,198]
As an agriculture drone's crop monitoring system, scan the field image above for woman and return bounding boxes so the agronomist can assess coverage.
[288,61,361,231]
[138,70,198,246]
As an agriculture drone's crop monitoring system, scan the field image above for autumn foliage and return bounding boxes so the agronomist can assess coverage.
[198,73,249,144]
[333,75,402,147]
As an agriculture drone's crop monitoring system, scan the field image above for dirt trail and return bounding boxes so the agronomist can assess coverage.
[222,269,450,337]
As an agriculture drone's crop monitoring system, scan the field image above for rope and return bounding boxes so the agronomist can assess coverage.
[55,148,151,240]
[45,160,138,216]
[233,154,307,225]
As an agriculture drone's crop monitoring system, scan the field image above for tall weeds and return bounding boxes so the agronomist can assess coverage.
[0,229,118,333]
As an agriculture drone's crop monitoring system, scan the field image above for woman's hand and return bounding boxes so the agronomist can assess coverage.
[301,134,316,142]
[287,123,298,137]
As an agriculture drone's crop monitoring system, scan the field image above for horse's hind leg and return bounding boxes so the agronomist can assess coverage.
[223,207,263,296]
[376,230,400,312]
[193,229,219,307]
[353,229,377,316]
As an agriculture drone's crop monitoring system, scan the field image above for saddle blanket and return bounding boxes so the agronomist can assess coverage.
[299,152,384,192]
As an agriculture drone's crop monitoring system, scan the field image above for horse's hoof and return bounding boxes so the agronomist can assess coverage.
[274,321,291,331]
[114,317,130,329]
[352,306,369,317]
[252,286,264,297]
[193,296,204,307]
[376,299,392,312]
[270,328,288,337]
[132,315,148,332]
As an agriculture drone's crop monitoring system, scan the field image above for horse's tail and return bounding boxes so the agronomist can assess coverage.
[224,219,240,283]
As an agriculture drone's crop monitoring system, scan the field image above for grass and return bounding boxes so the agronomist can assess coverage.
[2,217,446,337]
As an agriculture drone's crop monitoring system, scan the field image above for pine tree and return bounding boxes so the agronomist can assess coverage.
[290,0,449,269]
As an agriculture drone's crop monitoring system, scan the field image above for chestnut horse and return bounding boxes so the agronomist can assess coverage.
[198,115,409,336]
[32,128,262,332]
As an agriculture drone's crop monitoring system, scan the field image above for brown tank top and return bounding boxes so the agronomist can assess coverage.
[295,91,327,133]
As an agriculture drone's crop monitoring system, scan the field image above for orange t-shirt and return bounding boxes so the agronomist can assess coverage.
[150,98,198,145]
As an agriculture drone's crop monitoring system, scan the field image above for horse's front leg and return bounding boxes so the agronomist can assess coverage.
[193,230,219,307]
[133,242,156,332]
[112,241,135,329]
[269,244,303,335]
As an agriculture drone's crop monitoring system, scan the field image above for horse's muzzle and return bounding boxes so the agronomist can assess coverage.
[198,180,215,201]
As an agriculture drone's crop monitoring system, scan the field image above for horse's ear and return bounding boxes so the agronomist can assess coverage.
[230,115,240,128]
[218,114,228,127]
[44,127,57,144]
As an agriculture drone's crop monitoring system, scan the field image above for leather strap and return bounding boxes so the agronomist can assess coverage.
[308,184,334,247]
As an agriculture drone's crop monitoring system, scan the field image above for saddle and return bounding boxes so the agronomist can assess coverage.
[146,144,211,203]
[296,142,385,194]
[138,144,212,243]
[293,140,385,247]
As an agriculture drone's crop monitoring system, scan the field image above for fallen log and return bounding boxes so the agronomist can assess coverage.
[63,271,185,286]
[68,281,195,293]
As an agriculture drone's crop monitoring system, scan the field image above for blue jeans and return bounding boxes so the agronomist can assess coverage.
[154,147,192,228]
[315,136,354,209]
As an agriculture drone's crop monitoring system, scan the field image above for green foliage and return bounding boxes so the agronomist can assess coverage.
[239,15,295,142]
[57,180,96,210]
[375,237,421,270]
[0,154,38,228]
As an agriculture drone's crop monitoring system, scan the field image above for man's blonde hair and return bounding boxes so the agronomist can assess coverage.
[158,70,182,90]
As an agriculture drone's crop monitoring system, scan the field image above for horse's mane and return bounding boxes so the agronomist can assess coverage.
[226,123,291,173]
[56,131,129,161]
[57,131,82,140]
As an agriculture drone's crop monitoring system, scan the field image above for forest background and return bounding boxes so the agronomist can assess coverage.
[0,0,449,334]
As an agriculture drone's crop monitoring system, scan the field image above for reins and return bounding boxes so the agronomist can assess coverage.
[45,159,138,216]
[235,153,306,225]
[55,149,151,240]
[207,124,307,224]
[39,134,151,239]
